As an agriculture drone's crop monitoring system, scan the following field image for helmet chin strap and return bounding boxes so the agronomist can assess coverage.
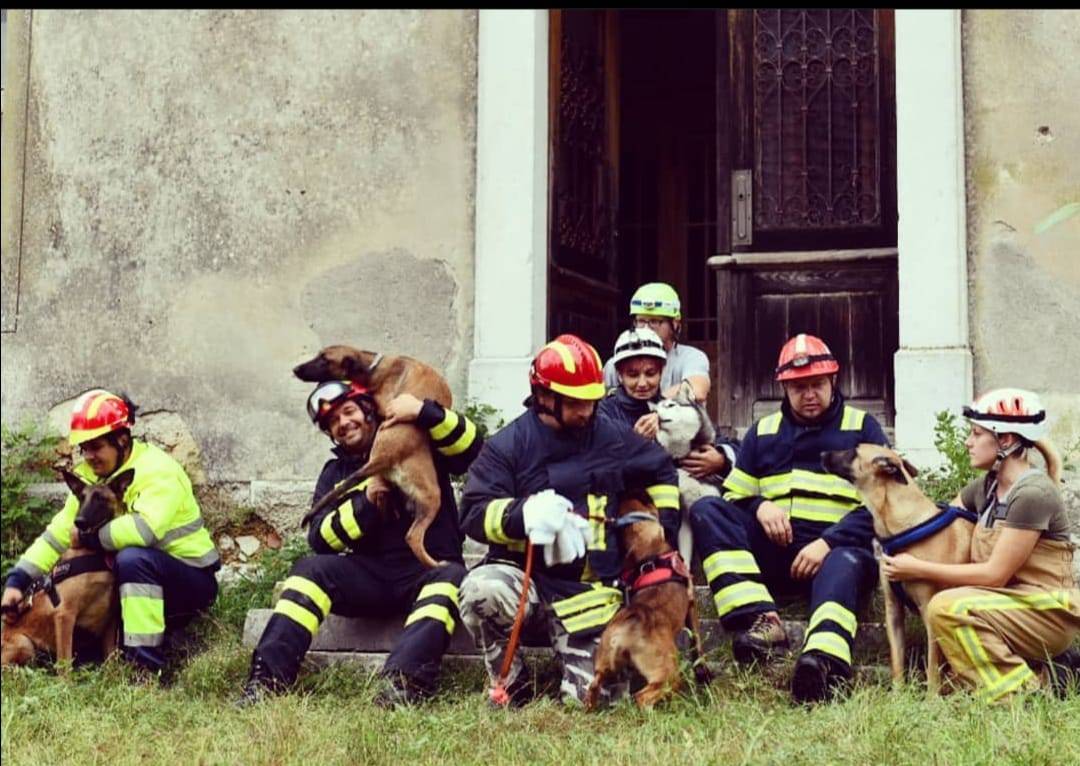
[530,388,594,433]
[984,437,1024,507]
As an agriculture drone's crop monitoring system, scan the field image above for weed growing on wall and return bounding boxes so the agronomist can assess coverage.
[1,422,63,574]
[915,411,981,503]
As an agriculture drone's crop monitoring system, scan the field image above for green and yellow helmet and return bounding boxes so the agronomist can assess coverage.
[629,282,681,320]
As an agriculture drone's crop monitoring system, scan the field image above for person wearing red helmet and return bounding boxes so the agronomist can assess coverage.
[238,380,484,708]
[689,333,890,703]
[2,389,219,676]
[457,334,680,707]
[883,388,1080,701]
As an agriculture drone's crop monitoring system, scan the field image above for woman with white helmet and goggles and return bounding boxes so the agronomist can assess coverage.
[882,388,1080,701]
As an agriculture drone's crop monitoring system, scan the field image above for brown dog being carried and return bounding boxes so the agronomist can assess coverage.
[1,469,130,671]
[293,345,453,569]
[821,444,975,693]
[585,493,711,710]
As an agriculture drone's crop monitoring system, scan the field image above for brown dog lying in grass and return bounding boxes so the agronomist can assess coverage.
[1,469,130,671]
[585,494,711,710]
[821,444,975,694]
[293,345,453,569]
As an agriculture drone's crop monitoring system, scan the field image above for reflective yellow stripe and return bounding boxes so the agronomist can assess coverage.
[320,512,347,552]
[757,412,783,436]
[981,663,1038,702]
[417,582,460,607]
[702,550,760,582]
[713,581,773,617]
[803,631,851,665]
[542,341,577,373]
[484,498,515,544]
[430,409,460,440]
[840,406,866,431]
[759,469,861,503]
[790,496,855,524]
[586,494,607,551]
[807,601,858,637]
[440,417,477,456]
[405,603,455,634]
[281,576,331,618]
[552,585,621,618]
[337,501,363,542]
[646,484,679,510]
[562,601,621,634]
[274,599,321,636]
[723,467,760,499]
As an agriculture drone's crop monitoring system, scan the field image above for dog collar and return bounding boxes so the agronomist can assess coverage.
[621,551,691,594]
[878,503,979,557]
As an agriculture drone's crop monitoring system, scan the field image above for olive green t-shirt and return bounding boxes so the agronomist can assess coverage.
[960,470,1072,541]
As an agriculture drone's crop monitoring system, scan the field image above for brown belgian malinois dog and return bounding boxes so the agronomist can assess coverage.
[821,444,974,694]
[293,345,453,569]
[585,494,711,710]
[1,469,130,671]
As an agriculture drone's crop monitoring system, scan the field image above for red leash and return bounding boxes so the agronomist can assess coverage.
[489,541,535,706]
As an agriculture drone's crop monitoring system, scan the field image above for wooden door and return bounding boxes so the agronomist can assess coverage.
[714,9,898,432]
[547,10,622,357]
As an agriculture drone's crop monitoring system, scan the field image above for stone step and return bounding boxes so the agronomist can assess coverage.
[243,608,894,663]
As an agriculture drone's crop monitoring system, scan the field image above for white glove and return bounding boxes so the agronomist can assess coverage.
[522,489,573,545]
[545,513,592,567]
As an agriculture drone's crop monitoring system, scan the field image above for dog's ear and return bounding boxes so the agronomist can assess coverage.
[901,458,919,478]
[676,380,695,405]
[59,469,88,501]
[340,354,368,381]
[871,455,909,485]
[108,468,136,500]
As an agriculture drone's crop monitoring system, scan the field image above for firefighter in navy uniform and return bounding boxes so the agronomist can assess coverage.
[689,334,889,703]
[237,380,482,708]
[458,334,680,707]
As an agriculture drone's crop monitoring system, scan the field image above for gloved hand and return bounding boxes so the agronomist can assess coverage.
[544,513,592,567]
[522,489,573,545]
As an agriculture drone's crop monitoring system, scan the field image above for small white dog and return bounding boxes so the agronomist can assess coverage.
[653,381,733,564]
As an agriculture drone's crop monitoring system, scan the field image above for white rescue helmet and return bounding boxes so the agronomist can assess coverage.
[611,327,667,369]
[963,387,1047,443]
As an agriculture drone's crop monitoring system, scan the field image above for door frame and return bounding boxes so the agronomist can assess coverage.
[472,9,971,462]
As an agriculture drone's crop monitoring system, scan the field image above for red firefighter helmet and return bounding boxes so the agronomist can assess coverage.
[69,389,132,446]
[529,334,606,401]
[775,333,840,382]
[306,380,375,431]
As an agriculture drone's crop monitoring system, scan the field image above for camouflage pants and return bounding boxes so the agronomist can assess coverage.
[459,563,627,705]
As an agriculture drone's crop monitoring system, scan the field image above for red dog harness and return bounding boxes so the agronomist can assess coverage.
[621,551,691,595]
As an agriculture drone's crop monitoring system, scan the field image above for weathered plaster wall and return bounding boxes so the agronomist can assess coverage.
[1,10,478,512]
[963,10,1080,455]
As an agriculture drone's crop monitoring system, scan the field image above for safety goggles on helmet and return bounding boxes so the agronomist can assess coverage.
[611,328,667,368]
[306,380,373,430]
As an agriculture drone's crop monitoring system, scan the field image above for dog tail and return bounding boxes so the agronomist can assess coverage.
[299,465,374,528]
[1032,438,1062,484]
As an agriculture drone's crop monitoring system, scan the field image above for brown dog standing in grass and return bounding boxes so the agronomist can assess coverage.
[821,444,975,694]
[0,469,129,671]
[293,345,453,569]
[585,494,710,710]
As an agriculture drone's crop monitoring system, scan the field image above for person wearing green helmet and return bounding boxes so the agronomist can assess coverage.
[602,282,711,402]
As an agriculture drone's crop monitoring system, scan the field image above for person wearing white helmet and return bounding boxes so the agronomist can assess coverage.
[601,282,711,402]
[882,388,1080,701]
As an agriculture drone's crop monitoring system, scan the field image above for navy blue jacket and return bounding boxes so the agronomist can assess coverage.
[460,407,680,583]
[306,400,482,566]
[721,393,888,550]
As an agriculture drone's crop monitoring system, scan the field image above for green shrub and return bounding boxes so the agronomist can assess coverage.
[916,411,980,503]
[461,399,506,442]
[1,421,63,574]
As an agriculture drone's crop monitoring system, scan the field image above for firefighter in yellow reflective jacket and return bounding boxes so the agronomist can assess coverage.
[458,334,680,707]
[1,390,219,673]
[883,389,1080,702]
[238,381,483,708]
[689,335,888,703]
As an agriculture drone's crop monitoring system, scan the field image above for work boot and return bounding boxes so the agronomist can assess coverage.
[731,612,789,666]
[235,652,286,708]
[488,667,535,709]
[1046,646,1080,698]
[791,650,852,705]
[372,672,434,709]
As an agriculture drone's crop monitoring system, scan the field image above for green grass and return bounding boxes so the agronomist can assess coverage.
[3,628,1079,766]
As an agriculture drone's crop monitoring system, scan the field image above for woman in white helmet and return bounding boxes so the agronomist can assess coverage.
[882,388,1080,701]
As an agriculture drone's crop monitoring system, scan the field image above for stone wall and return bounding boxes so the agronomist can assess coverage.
[1,10,478,526]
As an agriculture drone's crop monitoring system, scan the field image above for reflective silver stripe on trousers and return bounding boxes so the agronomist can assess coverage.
[120,583,165,600]
[123,631,165,647]
[158,517,206,546]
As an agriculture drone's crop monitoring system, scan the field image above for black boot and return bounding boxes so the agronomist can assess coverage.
[1047,646,1080,698]
[235,651,287,708]
[791,651,852,705]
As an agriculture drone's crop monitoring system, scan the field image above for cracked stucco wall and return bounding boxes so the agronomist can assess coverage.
[1,10,478,517]
[963,10,1080,462]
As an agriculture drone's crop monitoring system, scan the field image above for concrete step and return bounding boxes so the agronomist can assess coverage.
[243,608,894,664]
